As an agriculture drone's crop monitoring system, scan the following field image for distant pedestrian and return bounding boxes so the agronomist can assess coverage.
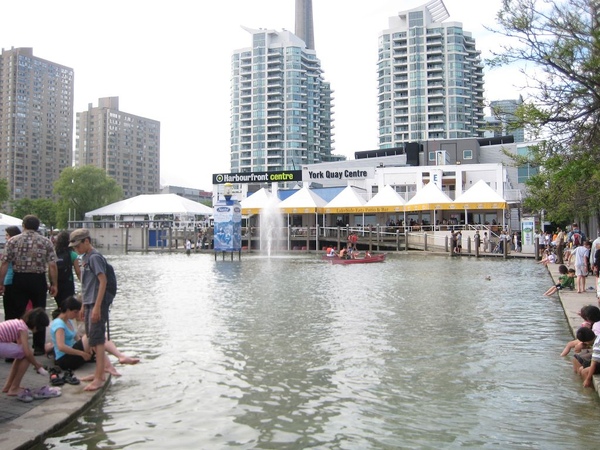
[0,215,57,356]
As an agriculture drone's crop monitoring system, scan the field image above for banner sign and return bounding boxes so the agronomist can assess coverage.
[213,170,302,185]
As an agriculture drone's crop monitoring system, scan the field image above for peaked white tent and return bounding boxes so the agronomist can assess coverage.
[452,179,507,209]
[405,182,453,212]
[278,186,327,214]
[84,194,213,218]
[364,185,406,212]
[240,188,280,215]
[0,213,22,245]
[323,186,367,213]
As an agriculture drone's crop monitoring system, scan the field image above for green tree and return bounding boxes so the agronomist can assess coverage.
[54,166,123,228]
[10,198,58,228]
[0,178,8,206]
[489,0,600,226]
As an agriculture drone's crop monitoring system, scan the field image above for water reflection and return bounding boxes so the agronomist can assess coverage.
[38,254,600,449]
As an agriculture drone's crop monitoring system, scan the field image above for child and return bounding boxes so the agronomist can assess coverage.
[544,265,575,296]
[0,308,49,399]
[582,332,600,388]
[560,305,596,356]
[572,327,596,374]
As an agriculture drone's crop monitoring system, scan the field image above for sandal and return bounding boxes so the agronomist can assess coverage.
[17,388,34,403]
[63,369,80,385]
[32,385,62,399]
[49,367,65,386]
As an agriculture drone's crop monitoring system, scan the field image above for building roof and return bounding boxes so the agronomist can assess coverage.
[84,194,213,218]
[364,185,406,212]
[240,188,280,215]
[323,186,367,213]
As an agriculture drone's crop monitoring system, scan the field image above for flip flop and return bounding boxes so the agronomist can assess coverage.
[17,388,34,403]
[49,367,65,386]
[32,385,62,399]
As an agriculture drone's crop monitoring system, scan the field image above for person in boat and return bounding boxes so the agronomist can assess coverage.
[327,246,337,257]
[338,246,348,259]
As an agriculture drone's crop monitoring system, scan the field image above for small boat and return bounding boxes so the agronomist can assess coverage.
[323,253,386,264]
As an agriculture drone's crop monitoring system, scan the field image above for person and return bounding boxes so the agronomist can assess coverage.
[456,231,462,254]
[338,246,348,259]
[185,239,192,255]
[0,215,58,356]
[543,265,575,296]
[537,249,556,266]
[555,227,565,264]
[326,246,336,257]
[571,326,596,374]
[483,232,489,253]
[574,240,591,293]
[474,231,480,251]
[567,223,586,248]
[53,230,81,310]
[582,332,600,388]
[561,305,596,356]
[50,296,139,373]
[2,226,22,323]
[68,228,112,391]
[0,308,49,398]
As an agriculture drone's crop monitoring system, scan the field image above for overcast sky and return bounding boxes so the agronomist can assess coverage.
[2,0,521,191]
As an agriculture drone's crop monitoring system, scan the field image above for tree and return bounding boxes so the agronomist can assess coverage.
[0,178,8,206]
[54,166,123,228]
[10,198,58,228]
[489,0,600,226]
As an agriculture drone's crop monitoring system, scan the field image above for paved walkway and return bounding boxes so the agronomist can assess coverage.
[545,262,600,390]
[0,316,108,449]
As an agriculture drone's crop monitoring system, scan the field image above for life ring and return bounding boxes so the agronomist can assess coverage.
[504,211,511,219]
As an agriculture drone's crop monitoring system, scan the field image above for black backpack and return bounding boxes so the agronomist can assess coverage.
[56,249,73,284]
[93,254,117,297]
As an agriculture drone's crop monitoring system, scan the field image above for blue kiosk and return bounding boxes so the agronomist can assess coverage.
[214,183,242,260]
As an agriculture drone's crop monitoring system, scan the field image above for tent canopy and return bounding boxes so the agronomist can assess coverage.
[405,183,453,211]
[240,188,280,215]
[363,185,406,212]
[277,186,327,213]
[451,179,507,209]
[0,213,22,226]
[84,194,213,218]
[323,186,367,213]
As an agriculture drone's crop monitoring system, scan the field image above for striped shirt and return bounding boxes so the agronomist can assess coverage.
[0,319,28,343]
[1,230,57,273]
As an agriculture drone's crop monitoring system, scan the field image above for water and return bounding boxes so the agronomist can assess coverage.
[38,253,600,449]
[259,196,283,255]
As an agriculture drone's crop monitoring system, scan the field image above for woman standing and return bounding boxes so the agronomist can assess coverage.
[53,230,81,310]
[2,225,22,321]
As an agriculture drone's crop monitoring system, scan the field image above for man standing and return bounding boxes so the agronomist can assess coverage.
[574,240,591,293]
[555,227,565,264]
[69,228,113,391]
[0,215,57,355]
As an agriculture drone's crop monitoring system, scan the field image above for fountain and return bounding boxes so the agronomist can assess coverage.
[259,192,284,256]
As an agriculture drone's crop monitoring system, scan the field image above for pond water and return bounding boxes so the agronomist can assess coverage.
[37,253,600,449]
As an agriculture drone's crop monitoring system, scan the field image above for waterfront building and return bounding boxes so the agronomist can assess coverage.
[377,0,485,147]
[230,1,342,176]
[75,97,160,199]
[0,47,74,204]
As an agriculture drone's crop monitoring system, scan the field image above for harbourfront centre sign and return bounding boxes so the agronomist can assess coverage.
[212,170,302,184]
[212,168,372,184]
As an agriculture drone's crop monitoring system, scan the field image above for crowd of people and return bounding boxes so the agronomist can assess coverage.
[0,215,139,402]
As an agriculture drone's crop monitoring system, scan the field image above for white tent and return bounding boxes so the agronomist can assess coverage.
[323,186,367,213]
[452,179,507,209]
[240,188,280,215]
[405,182,453,212]
[278,187,327,213]
[0,213,22,226]
[84,194,213,218]
[364,185,406,212]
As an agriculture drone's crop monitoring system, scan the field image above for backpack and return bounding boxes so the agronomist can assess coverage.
[572,232,582,247]
[94,254,117,297]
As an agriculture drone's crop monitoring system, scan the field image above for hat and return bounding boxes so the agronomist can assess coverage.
[69,228,90,247]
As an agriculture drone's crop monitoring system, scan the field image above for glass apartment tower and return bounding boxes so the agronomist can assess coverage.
[75,97,160,199]
[0,47,74,203]
[377,0,485,147]
[230,27,337,174]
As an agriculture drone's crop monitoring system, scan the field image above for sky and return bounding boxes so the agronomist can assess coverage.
[1,0,523,191]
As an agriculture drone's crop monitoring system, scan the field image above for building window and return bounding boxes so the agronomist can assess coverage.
[428,151,435,161]
[463,149,473,159]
